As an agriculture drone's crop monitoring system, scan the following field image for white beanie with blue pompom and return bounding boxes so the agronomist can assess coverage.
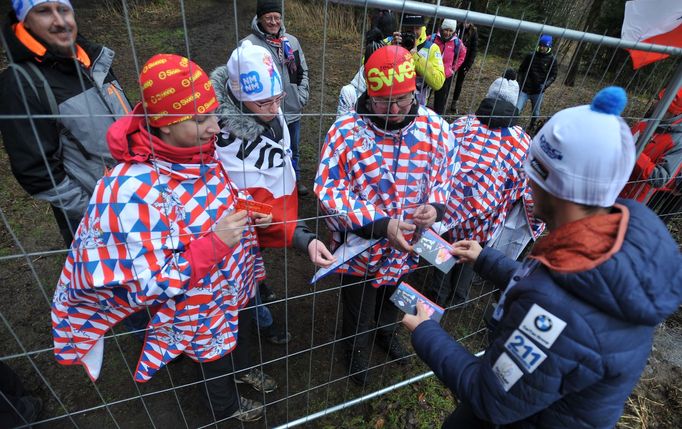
[524,86,635,207]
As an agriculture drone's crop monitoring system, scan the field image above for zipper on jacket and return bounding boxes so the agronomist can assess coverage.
[78,62,118,118]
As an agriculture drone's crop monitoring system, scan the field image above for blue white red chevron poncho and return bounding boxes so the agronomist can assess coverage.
[443,115,544,243]
[314,105,457,287]
[51,111,264,382]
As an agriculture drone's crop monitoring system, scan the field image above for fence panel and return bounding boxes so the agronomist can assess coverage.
[0,1,680,428]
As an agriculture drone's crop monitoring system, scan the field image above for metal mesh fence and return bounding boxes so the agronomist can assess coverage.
[0,0,680,428]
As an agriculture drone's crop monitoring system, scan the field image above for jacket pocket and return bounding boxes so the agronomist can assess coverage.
[284,82,303,113]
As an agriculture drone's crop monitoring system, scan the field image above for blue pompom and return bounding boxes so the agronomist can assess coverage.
[590,86,627,115]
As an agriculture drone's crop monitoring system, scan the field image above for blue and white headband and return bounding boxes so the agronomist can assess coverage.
[13,0,73,22]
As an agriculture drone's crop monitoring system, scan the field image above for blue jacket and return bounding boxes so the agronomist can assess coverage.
[412,199,682,428]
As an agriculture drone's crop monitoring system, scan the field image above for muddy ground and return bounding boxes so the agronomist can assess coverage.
[0,1,680,428]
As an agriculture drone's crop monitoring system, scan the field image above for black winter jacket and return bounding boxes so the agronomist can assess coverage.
[518,50,557,95]
[457,24,478,71]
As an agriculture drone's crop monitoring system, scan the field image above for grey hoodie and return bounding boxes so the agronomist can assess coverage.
[243,16,309,124]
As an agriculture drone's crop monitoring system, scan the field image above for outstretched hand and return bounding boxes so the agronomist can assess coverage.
[391,31,402,46]
[451,240,483,265]
[252,212,273,229]
[413,204,437,228]
[402,301,435,332]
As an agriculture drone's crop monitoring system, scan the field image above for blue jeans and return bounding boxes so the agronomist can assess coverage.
[255,286,273,329]
[287,120,301,178]
[516,91,544,125]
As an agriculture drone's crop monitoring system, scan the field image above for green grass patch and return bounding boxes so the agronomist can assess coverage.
[318,375,456,428]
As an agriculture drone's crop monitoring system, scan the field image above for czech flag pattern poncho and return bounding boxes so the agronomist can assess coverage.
[443,115,544,243]
[51,158,264,383]
[314,105,458,287]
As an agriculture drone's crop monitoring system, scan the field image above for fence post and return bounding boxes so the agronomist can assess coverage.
[635,60,682,156]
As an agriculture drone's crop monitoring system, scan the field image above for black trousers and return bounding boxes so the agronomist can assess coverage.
[199,298,257,417]
[232,297,258,373]
[0,362,30,427]
[199,354,240,417]
[451,68,469,108]
[433,75,454,115]
[341,274,400,351]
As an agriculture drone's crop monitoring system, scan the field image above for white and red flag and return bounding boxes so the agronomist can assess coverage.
[621,0,682,69]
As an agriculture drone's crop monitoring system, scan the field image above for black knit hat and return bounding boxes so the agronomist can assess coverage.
[372,10,397,38]
[503,68,517,81]
[257,0,282,17]
[402,14,424,27]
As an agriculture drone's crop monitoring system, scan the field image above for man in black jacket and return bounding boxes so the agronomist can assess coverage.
[0,0,130,246]
[516,34,558,131]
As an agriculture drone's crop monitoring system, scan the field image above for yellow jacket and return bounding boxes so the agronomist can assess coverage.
[413,26,445,91]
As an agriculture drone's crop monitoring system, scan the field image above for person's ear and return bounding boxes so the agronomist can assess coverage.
[158,125,171,137]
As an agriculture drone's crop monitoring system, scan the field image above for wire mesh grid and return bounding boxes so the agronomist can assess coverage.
[0,0,681,428]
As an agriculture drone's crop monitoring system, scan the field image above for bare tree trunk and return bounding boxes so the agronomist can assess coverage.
[564,0,603,86]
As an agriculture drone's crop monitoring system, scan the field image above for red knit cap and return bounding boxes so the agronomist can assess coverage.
[659,87,682,115]
[364,45,416,97]
[139,54,218,127]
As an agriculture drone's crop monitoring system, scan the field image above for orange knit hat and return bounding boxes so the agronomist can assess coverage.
[364,45,416,97]
[139,54,218,127]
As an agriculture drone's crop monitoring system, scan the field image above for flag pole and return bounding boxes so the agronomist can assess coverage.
[636,60,682,157]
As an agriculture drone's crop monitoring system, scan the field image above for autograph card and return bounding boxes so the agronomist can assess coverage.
[235,198,273,215]
[413,228,456,273]
[390,282,444,323]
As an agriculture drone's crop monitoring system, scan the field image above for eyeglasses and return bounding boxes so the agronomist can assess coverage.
[370,94,415,109]
[262,15,281,24]
[252,92,286,109]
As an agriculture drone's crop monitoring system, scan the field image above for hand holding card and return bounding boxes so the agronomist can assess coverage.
[390,282,444,323]
[252,211,273,229]
[402,301,436,332]
[235,198,273,215]
[214,210,249,247]
[413,228,457,273]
